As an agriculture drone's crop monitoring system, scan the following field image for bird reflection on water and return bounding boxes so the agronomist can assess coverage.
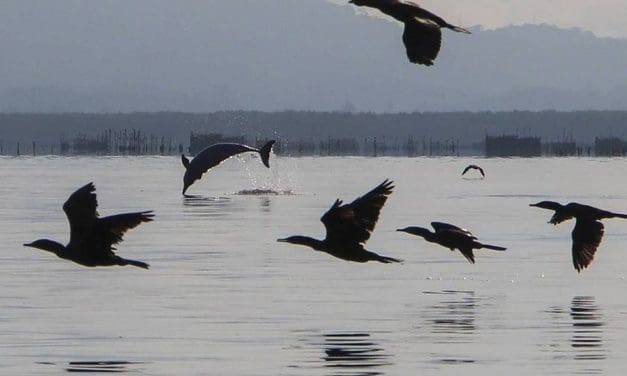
[544,296,605,375]
[570,296,605,362]
[65,360,143,373]
[36,360,147,373]
[419,290,478,365]
[422,290,477,343]
[292,331,392,376]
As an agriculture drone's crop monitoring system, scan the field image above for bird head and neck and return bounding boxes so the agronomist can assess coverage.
[24,239,67,258]
[529,201,564,211]
[530,201,570,224]
[397,227,436,241]
[277,236,325,251]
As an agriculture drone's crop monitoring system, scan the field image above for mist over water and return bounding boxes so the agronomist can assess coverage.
[1,156,627,375]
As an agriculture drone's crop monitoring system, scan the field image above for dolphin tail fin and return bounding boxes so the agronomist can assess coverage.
[181,154,190,169]
[259,140,276,168]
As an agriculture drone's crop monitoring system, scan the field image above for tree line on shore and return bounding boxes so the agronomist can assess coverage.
[0,111,626,157]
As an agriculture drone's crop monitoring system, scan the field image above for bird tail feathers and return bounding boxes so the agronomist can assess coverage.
[480,243,506,251]
[119,258,150,269]
[448,24,471,34]
[377,255,403,264]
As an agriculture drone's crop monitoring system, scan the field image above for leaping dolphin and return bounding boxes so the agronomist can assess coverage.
[181,140,276,195]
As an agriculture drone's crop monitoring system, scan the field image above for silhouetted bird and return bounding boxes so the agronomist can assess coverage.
[278,179,401,263]
[349,0,471,66]
[24,183,152,269]
[181,140,275,195]
[530,201,627,272]
[397,222,506,263]
[462,164,485,178]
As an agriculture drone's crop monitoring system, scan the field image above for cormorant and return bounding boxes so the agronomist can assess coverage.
[462,164,485,178]
[278,179,401,263]
[530,201,627,272]
[181,140,275,195]
[24,183,153,269]
[348,0,471,66]
[397,222,506,263]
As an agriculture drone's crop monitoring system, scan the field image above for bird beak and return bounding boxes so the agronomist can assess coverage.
[396,228,407,232]
[23,242,34,247]
[277,238,288,242]
[529,203,539,207]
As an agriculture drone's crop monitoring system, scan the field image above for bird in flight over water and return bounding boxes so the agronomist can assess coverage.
[530,201,627,272]
[24,183,153,269]
[278,179,402,263]
[397,222,506,263]
[348,0,471,66]
[181,140,275,195]
[462,164,485,178]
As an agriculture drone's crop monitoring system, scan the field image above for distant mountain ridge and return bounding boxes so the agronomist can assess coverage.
[0,1,625,112]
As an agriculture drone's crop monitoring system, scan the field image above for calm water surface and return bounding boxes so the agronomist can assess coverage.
[1,155,627,375]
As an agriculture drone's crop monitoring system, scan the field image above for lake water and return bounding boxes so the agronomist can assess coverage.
[1,155,627,375]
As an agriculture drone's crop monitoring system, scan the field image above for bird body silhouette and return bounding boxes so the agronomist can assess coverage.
[181,140,275,195]
[462,164,485,178]
[24,183,152,269]
[278,179,401,263]
[349,0,470,66]
[530,201,627,272]
[398,222,505,263]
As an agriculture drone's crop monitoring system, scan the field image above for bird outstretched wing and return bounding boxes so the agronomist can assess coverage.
[462,165,485,177]
[457,247,476,264]
[63,182,100,248]
[321,179,394,245]
[63,182,99,221]
[402,18,441,65]
[571,218,604,272]
[431,222,476,239]
[99,211,155,247]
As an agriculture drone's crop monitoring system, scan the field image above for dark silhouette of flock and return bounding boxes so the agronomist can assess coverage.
[22,3,626,274]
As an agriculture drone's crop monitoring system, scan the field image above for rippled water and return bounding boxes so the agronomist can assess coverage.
[1,155,627,375]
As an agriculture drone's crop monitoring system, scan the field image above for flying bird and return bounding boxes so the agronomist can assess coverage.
[530,201,627,272]
[181,140,276,195]
[462,164,485,178]
[397,222,506,263]
[278,179,401,263]
[348,0,471,66]
[24,183,153,269]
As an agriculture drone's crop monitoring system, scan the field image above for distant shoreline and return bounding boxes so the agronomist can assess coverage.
[0,110,625,157]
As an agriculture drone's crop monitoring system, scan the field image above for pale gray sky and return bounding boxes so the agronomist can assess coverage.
[332,0,627,38]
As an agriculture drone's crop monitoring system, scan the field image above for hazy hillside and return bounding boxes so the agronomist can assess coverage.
[0,1,625,112]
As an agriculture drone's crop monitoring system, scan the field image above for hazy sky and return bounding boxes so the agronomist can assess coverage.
[333,0,627,38]
[1,0,625,112]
